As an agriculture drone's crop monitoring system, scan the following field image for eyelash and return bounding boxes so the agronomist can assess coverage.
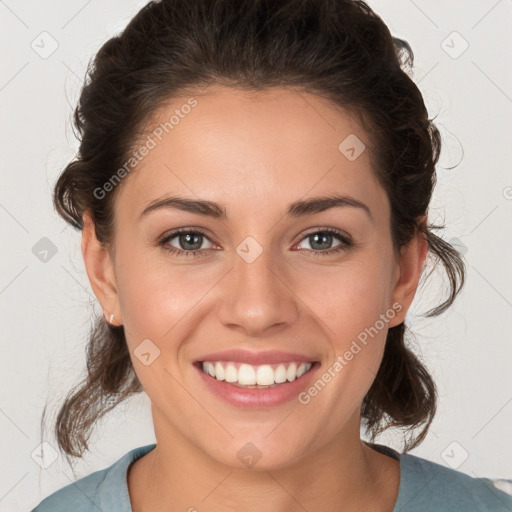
[158,227,353,258]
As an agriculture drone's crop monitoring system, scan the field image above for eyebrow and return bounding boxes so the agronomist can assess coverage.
[139,194,373,222]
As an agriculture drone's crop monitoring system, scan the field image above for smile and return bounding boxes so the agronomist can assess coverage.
[200,361,314,388]
[194,357,320,408]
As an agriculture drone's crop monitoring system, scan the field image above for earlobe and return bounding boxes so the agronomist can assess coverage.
[81,210,122,324]
[388,223,428,328]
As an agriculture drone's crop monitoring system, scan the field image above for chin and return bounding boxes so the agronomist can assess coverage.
[202,435,309,472]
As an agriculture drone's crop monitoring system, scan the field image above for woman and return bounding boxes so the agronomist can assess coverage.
[31,0,512,510]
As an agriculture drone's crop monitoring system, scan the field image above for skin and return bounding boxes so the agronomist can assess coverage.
[82,85,428,512]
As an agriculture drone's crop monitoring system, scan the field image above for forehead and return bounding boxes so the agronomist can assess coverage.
[115,86,387,222]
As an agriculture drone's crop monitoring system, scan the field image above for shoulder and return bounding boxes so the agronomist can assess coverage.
[396,451,512,512]
[30,444,157,512]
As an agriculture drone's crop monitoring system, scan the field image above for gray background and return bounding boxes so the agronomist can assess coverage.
[1,0,511,510]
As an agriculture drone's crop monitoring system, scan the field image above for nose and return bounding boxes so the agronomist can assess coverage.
[216,240,300,337]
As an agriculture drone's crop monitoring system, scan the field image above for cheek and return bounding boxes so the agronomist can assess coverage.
[113,254,204,403]
[115,249,208,334]
[298,260,392,391]
[294,258,393,341]
[115,255,224,385]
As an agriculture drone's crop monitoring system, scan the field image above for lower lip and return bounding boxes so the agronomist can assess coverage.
[194,362,320,409]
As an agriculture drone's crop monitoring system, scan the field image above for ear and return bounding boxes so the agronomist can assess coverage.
[81,210,123,326]
[387,217,428,328]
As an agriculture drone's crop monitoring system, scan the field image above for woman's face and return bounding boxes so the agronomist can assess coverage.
[84,85,425,470]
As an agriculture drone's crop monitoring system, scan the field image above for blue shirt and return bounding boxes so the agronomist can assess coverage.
[30,442,512,511]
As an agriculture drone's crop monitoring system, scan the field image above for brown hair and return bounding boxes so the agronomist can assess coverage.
[46,0,465,463]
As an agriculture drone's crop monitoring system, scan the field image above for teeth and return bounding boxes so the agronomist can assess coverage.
[201,361,313,386]
[225,363,238,383]
[297,363,308,378]
[238,364,256,385]
[256,364,274,385]
[287,362,297,382]
[274,364,287,383]
[214,362,225,381]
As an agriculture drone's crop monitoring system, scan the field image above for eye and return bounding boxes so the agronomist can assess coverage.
[294,228,352,257]
[159,228,215,257]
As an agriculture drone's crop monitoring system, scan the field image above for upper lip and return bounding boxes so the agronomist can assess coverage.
[195,349,317,366]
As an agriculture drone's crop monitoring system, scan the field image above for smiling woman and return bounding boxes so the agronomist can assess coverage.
[30,1,512,511]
